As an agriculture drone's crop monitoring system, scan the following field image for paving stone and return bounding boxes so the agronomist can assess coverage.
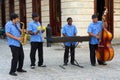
[0,39,120,80]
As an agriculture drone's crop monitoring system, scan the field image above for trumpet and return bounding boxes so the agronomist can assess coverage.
[20,22,27,45]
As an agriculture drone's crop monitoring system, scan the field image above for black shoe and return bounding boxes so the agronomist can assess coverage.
[17,69,27,72]
[102,63,107,65]
[31,66,35,69]
[63,63,68,66]
[38,65,46,67]
[9,72,17,76]
[71,62,75,65]
[99,62,107,65]
[91,64,96,66]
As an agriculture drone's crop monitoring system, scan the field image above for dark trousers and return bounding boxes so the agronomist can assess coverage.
[30,42,43,66]
[64,45,75,64]
[9,44,24,73]
[89,44,104,65]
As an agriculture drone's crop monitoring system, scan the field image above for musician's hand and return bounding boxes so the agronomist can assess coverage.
[16,37,23,42]
[24,29,27,33]
[42,30,45,33]
[35,30,40,34]
[63,34,68,37]
[99,39,101,43]
[95,35,100,39]
[102,16,106,21]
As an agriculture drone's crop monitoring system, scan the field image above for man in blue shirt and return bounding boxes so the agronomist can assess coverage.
[87,14,107,66]
[28,13,46,69]
[62,17,77,65]
[5,13,26,76]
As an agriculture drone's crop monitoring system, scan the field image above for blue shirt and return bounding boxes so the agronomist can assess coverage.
[62,24,77,46]
[28,20,43,42]
[5,21,21,47]
[87,21,102,44]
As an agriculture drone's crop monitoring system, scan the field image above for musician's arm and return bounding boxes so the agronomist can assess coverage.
[6,32,22,41]
[42,30,45,33]
[28,31,38,35]
[88,32,100,39]
[63,33,76,37]
[63,33,67,37]
[74,33,77,36]
[97,32,101,39]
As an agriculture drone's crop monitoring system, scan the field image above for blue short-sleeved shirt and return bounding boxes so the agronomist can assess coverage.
[28,20,43,42]
[87,21,103,44]
[5,21,21,47]
[62,24,77,46]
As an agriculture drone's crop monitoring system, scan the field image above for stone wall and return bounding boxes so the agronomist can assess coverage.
[4,0,20,22]
[2,0,120,39]
[0,2,1,27]
[41,0,50,27]
[61,0,94,36]
[5,0,9,22]
[25,0,50,27]
[114,0,120,39]
[26,0,32,24]
[14,0,20,16]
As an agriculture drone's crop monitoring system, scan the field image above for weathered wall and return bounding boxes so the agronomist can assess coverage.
[14,0,20,16]
[61,0,94,36]
[2,0,120,39]
[41,0,50,27]
[5,0,9,22]
[0,2,1,27]
[26,0,32,24]
[114,0,120,39]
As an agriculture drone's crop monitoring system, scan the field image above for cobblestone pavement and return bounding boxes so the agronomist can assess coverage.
[0,39,120,80]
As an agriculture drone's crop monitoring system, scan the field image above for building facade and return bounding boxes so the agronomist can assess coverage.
[0,0,120,39]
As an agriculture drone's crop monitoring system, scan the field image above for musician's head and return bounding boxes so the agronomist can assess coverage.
[92,14,98,23]
[32,13,39,22]
[67,17,72,25]
[10,13,19,23]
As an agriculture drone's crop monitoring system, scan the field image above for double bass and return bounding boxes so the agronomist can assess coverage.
[96,8,114,61]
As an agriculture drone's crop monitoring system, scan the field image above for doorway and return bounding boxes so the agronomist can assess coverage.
[19,0,26,28]
[1,0,6,28]
[94,0,114,36]
[96,0,105,21]
[49,0,61,36]
[9,0,14,16]
[32,0,41,23]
